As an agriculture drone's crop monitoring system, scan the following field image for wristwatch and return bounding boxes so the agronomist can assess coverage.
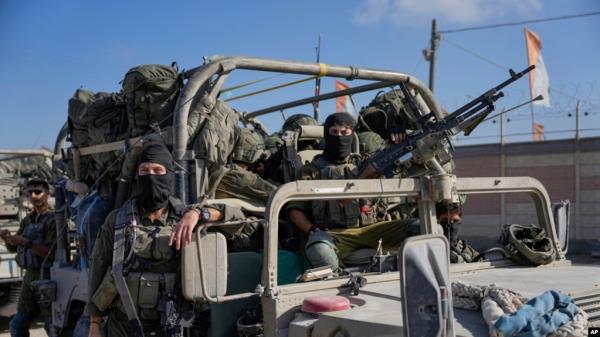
[200,208,212,222]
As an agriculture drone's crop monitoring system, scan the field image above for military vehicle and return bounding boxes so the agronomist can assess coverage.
[0,149,53,317]
[48,56,599,337]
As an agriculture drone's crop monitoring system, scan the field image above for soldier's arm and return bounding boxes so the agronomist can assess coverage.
[86,210,117,319]
[286,164,318,234]
[2,218,27,252]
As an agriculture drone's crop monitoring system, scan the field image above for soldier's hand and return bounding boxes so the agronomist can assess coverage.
[0,229,9,238]
[88,321,102,337]
[389,132,407,144]
[169,209,201,251]
[8,235,27,246]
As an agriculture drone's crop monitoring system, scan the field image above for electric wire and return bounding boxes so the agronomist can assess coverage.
[439,11,600,34]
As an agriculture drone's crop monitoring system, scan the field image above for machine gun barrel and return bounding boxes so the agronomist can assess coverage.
[364,65,535,177]
[446,65,535,122]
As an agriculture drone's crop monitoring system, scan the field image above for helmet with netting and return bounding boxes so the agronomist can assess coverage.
[231,128,265,164]
[264,133,284,153]
[281,114,317,132]
[358,131,385,156]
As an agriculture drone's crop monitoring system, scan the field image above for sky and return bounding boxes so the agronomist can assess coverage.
[1,0,599,149]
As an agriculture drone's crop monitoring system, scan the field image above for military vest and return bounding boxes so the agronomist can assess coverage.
[114,198,185,321]
[15,211,52,269]
[310,155,377,228]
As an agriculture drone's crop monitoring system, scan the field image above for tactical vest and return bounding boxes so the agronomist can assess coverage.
[311,155,376,228]
[114,198,185,321]
[15,213,52,269]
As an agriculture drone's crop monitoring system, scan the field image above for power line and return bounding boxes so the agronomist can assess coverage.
[439,11,600,34]
[442,37,508,70]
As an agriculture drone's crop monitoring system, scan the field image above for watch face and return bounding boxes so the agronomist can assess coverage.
[202,209,211,221]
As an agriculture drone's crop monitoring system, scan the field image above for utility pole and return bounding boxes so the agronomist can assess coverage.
[500,109,506,145]
[423,19,439,92]
[313,35,322,122]
[575,100,581,140]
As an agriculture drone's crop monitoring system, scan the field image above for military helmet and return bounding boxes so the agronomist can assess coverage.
[358,131,385,156]
[232,128,265,164]
[264,133,284,153]
[282,114,317,132]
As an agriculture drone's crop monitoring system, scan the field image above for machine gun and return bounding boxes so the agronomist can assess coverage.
[361,65,536,178]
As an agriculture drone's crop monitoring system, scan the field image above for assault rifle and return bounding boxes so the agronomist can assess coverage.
[360,65,536,178]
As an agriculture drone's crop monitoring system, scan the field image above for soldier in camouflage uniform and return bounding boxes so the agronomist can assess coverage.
[213,128,277,207]
[86,139,236,337]
[287,113,409,271]
[1,178,55,337]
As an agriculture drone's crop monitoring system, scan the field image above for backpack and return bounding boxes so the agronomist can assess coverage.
[356,89,420,138]
[66,89,128,184]
[500,224,556,266]
[192,96,241,174]
[68,89,96,148]
[85,93,128,183]
[121,64,182,136]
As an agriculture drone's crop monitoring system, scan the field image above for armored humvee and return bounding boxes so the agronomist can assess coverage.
[49,56,599,337]
[0,149,53,317]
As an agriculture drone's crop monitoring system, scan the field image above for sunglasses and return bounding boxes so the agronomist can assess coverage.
[27,189,45,196]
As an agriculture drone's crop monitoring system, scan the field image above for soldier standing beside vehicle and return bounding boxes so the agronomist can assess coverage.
[0,178,55,337]
[286,113,409,272]
[86,139,223,337]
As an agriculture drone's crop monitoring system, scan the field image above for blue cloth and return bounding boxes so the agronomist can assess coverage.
[494,290,578,337]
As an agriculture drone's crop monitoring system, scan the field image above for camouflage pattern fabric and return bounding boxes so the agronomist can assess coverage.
[214,164,277,208]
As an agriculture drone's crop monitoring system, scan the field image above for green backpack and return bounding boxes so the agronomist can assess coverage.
[85,93,128,184]
[501,224,556,266]
[356,89,420,138]
[66,89,128,184]
[122,64,182,136]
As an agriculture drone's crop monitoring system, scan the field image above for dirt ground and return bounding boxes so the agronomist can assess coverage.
[0,317,47,337]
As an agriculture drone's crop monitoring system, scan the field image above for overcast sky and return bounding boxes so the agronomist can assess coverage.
[1,0,598,149]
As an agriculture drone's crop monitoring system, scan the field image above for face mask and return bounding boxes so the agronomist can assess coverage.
[138,173,174,212]
[324,132,353,162]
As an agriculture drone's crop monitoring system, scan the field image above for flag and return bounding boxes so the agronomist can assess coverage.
[335,80,356,115]
[532,123,544,142]
[525,27,550,107]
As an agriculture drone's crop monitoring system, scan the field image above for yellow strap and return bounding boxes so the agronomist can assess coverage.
[318,63,328,77]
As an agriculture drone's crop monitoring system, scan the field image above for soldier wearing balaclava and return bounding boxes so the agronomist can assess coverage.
[287,112,409,272]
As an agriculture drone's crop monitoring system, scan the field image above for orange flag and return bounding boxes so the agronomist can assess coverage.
[533,123,544,142]
[335,80,355,114]
[525,27,550,107]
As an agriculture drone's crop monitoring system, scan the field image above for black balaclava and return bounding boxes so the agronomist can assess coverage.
[137,141,175,212]
[323,112,356,163]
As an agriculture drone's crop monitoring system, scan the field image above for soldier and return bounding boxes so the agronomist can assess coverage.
[213,128,277,207]
[86,139,226,337]
[0,177,55,337]
[286,113,409,272]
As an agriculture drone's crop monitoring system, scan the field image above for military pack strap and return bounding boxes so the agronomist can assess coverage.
[112,205,145,337]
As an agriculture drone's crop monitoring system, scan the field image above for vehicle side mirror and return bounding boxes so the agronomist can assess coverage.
[399,234,454,337]
[181,231,228,301]
[552,200,570,254]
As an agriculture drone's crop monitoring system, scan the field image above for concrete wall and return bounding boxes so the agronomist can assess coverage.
[453,137,600,254]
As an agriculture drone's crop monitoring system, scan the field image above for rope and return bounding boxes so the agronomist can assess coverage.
[548,308,589,337]
[451,281,589,337]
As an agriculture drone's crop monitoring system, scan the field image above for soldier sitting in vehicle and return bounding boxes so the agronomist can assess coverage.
[211,127,277,207]
[262,114,320,184]
[1,177,55,337]
[286,113,410,272]
[87,138,237,337]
